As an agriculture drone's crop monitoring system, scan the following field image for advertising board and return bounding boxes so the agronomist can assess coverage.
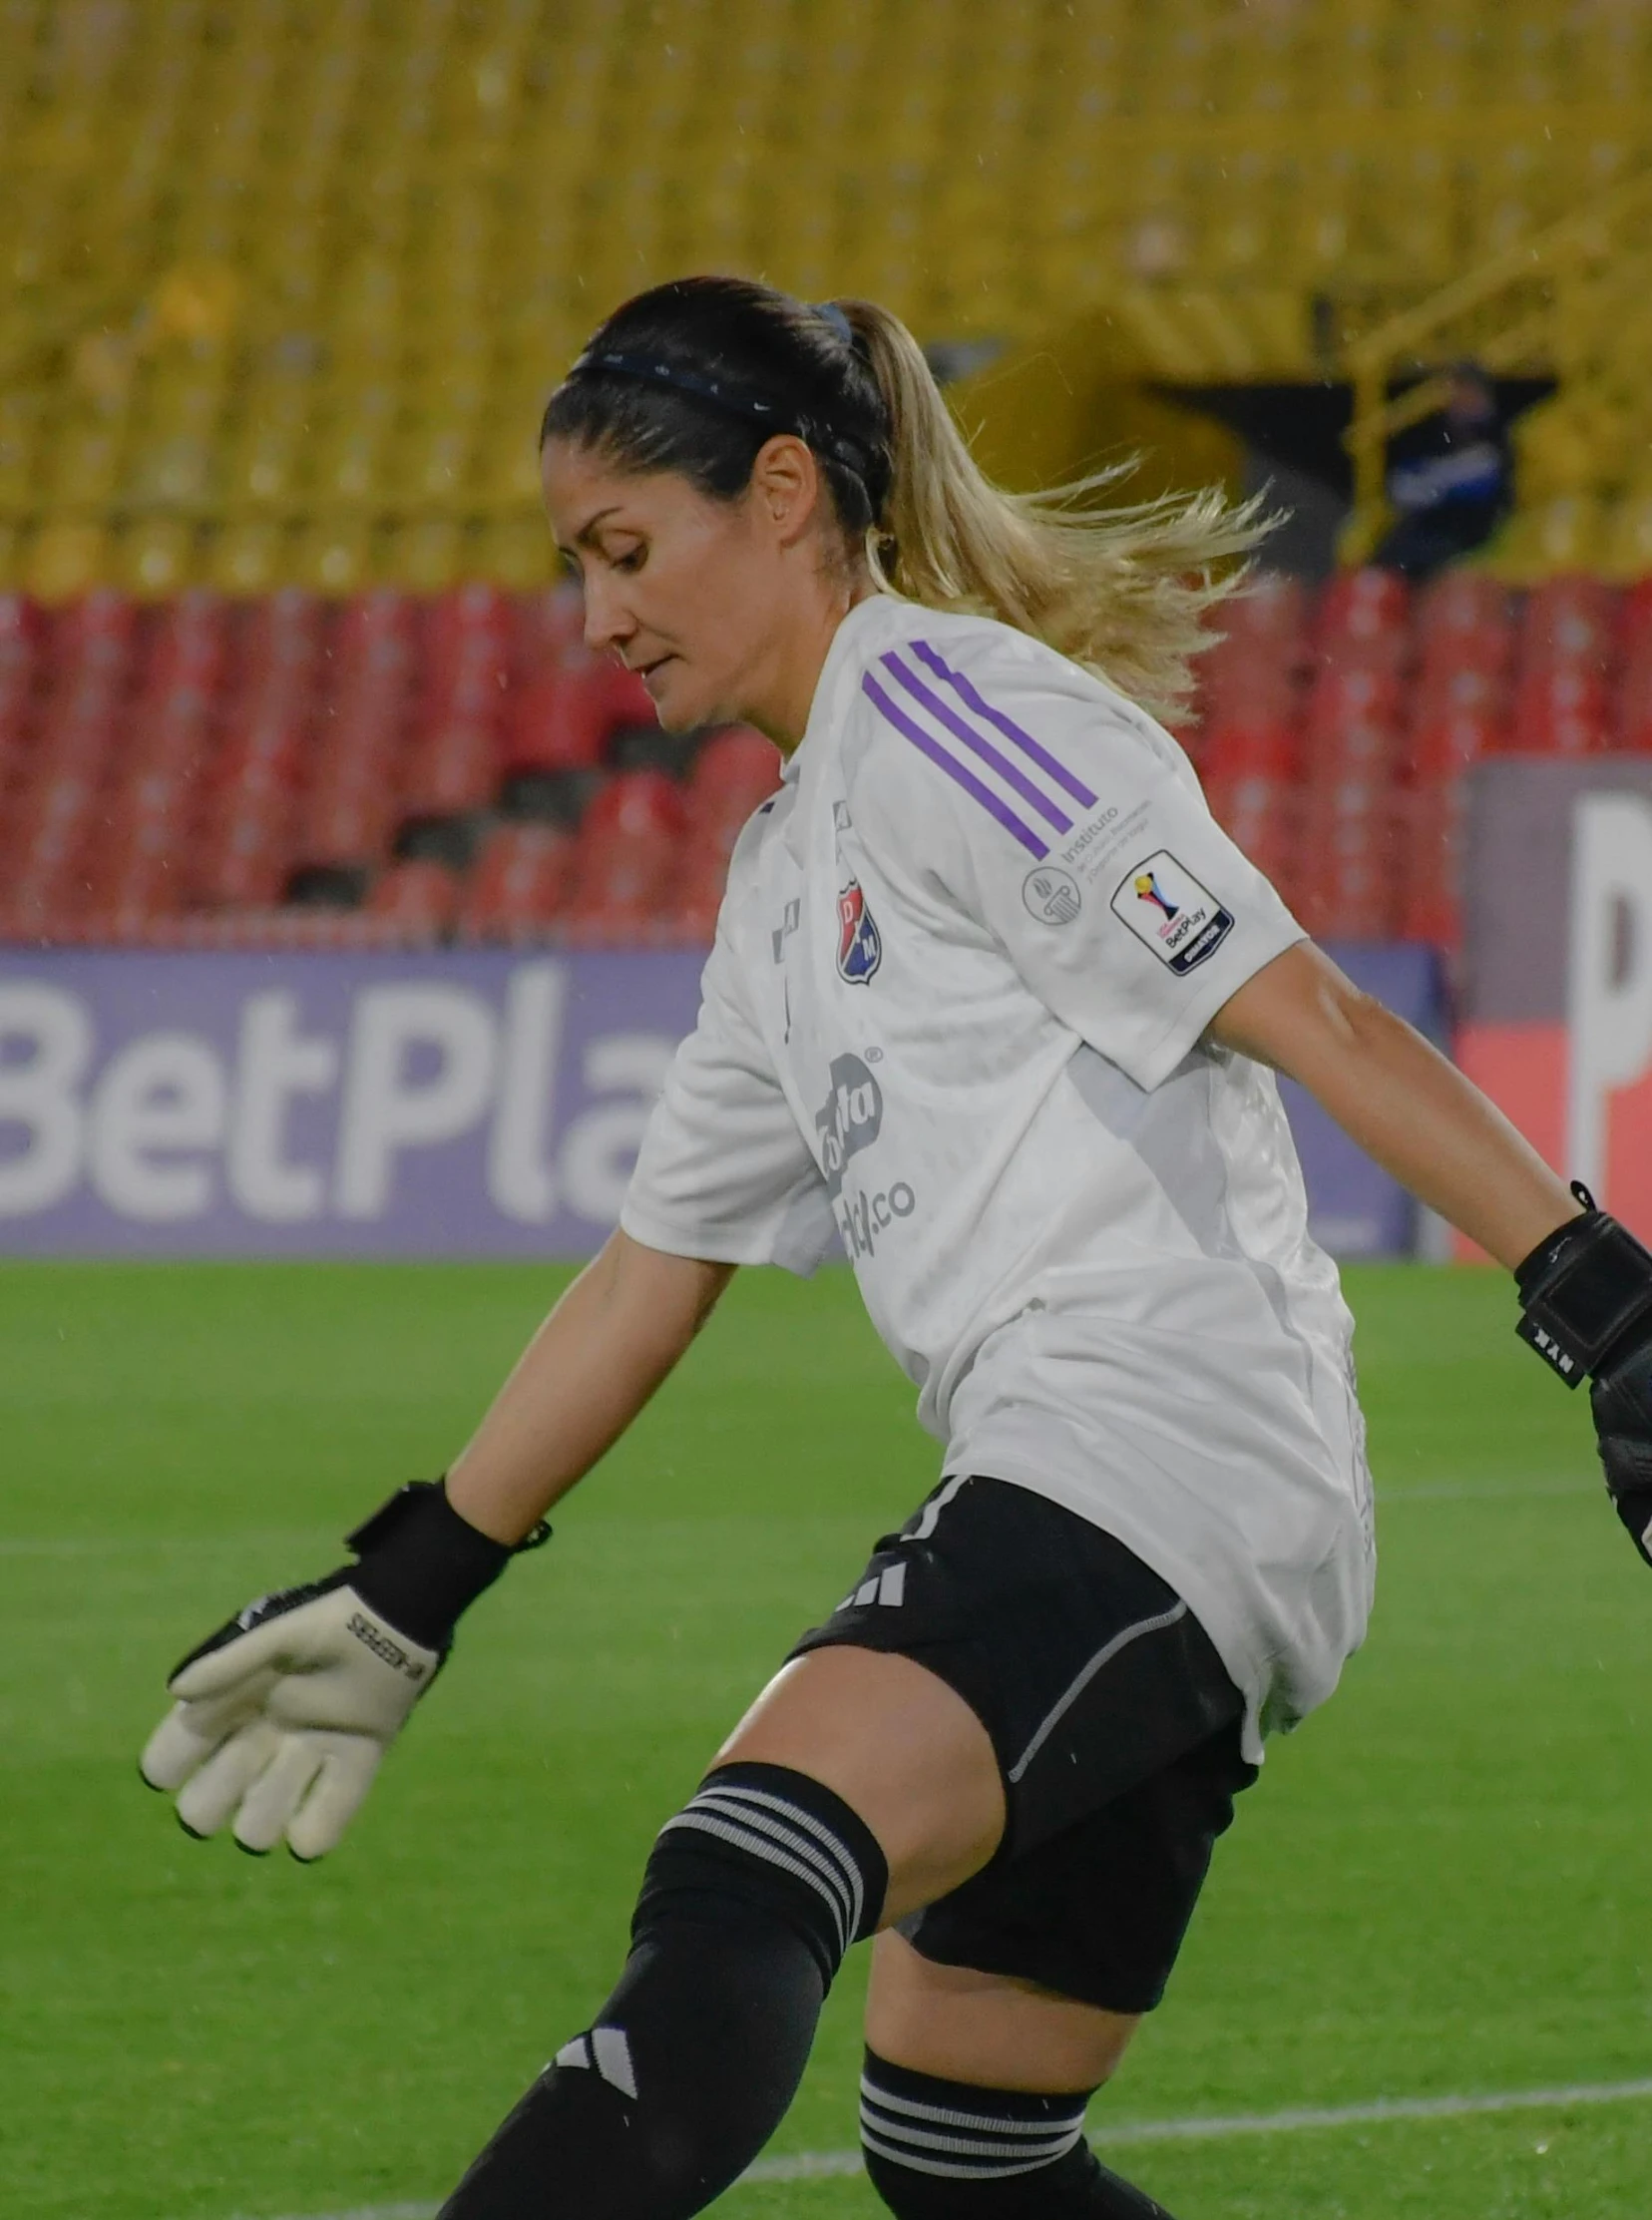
[0,944,1439,1260]
[1457,759,1652,1245]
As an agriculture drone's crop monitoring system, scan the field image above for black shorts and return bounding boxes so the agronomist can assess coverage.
[788,1475,1256,2014]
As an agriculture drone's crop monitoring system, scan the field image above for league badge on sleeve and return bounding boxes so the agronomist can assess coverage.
[1110,850,1234,975]
[836,877,883,984]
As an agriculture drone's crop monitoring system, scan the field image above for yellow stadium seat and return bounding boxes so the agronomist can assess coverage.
[6,0,1652,588]
[1600,490,1652,583]
[208,518,288,595]
[121,516,198,598]
[1480,494,1607,583]
[383,517,463,594]
[24,519,113,602]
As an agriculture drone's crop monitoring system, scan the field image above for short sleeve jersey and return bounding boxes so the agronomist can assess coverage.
[623,596,1375,1757]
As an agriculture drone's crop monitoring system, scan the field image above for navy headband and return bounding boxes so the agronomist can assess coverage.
[565,302,882,495]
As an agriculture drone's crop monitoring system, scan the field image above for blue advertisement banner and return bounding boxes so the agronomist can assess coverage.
[0,944,1440,1259]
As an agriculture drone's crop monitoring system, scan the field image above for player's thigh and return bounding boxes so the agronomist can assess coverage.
[714,1644,1006,1922]
[865,1928,1139,2092]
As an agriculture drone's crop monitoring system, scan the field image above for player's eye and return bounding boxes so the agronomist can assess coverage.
[613,544,646,574]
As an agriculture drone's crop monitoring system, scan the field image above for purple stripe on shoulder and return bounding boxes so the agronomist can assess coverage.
[861,672,1048,859]
[909,640,1098,808]
[879,651,1071,834]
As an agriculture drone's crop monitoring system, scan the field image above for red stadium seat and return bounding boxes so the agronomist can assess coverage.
[146,590,229,692]
[366,858,461,934]
[293,781,401,872]
[78,811,189,924]
[193,800,295,910]
[1415,571,1510,658]
[511,584,588,673]
[686,724,782,841]
[1202,773,1302,902]
[1506,664,1612,754]
[1223,572,1310,654]
[660,852,733,942]
[504,667,613,773]
[1521,575,1617,672]
[1294,774,1402,939]
[1398,781,1470,949]
[1406,708,1495,783]
[238,589,324,683]
[457,822,577,941]
[563,769,687,940]
[1315,567,1410,664]
[403,717,500,817]
[1199,715,1301,782]
[426,585,514,696]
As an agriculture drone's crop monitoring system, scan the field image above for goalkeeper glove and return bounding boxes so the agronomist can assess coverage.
[140,1481,548,1860]
[1515,1184,1652,1567]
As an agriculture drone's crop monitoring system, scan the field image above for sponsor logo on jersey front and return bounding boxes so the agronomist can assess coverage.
[1022,865,1082,925]
[812,1052,916,1259]
[1110,849,1234,974]
[836,878,883,983]
[836,1178,917,1261]
[814,1053,884,1195]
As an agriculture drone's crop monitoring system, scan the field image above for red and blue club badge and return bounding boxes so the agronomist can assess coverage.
[836,877,883,983]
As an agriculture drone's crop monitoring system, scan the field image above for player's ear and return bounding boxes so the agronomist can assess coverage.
[749,435,821,546]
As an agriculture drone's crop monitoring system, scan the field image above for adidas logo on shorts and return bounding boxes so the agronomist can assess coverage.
[839,1562,906,1611]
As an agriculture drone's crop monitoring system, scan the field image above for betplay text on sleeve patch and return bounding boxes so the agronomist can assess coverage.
[1110,850,1235,975]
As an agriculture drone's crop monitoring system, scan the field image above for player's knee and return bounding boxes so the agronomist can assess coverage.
[441,1768,890,2217]
[634,1759,889,1983]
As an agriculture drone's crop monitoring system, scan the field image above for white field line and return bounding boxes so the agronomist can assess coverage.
[234,2072,1652,2217]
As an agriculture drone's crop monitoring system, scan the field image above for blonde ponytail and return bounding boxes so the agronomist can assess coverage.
[838,297,1269,723]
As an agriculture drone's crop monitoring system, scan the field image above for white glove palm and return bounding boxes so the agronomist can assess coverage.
[140,1578,442,1861]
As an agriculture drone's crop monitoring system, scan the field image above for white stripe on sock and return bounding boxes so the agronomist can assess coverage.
[702,1784,866,1939]
[859,2112,1083,2166]
[685,1790,857,1940]
[859,2075,1086,2137]
[860,2127,1067,2181]
[657,1813,849,1953]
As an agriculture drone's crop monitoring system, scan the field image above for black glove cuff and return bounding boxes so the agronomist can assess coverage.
[1513,1185,1652,1388]
[344,1481,550,1650]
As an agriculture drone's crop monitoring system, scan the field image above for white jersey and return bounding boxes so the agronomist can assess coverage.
[622,594,1375,1759]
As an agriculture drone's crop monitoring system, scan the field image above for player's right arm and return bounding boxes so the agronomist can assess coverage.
[139,1233,729,1861]
[142,906,831,1862]
[446,1230,734,1544]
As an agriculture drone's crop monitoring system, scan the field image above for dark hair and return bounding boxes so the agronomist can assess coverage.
[540,275,892,545]
[541,274,1268,721]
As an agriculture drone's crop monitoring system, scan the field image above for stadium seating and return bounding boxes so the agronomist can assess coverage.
[4,2,1652,601]
[2,569,1649,958]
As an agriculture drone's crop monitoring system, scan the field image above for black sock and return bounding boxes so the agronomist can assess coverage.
[861,2052,1177,2219]
[439,1765,888,2219]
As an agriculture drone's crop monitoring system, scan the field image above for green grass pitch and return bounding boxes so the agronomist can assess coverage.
[3,1259,1650,2220]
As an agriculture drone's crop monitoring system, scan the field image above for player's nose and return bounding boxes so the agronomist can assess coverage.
[581,573,637,658]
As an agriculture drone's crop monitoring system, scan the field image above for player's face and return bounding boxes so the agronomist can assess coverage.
[543,438,797,734]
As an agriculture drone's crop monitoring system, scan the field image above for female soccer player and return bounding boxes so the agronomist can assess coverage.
[141,277,1652,2220]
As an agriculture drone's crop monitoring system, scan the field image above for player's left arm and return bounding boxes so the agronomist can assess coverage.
[1208,940,1570,1268]
[1210,940,1652,1564]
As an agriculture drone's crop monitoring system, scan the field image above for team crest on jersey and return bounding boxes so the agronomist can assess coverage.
[836,878,883,983]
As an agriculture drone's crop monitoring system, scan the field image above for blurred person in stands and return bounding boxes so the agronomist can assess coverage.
[142,279,1652,2220]
[1373,363,1511,579]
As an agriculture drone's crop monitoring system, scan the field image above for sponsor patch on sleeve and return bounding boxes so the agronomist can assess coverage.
[1109,850,1235,975]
